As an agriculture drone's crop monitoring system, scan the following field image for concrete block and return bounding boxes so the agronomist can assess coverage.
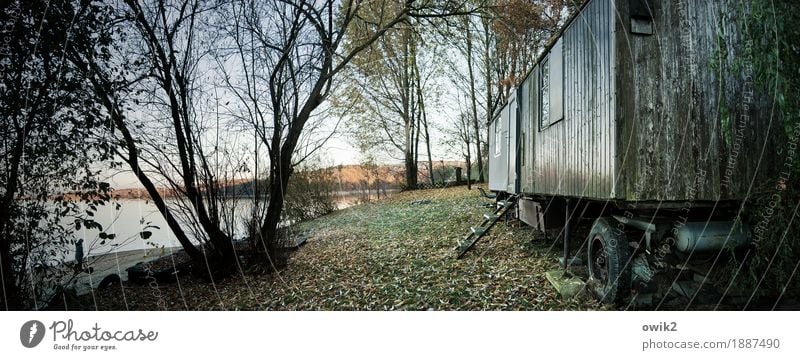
[546,270,586,299]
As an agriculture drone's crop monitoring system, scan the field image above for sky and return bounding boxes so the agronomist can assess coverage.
[106,133,361,189]
[101,15,471,190]
[104,117,461,189]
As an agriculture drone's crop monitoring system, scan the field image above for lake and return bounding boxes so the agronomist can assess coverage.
[64,190,397,260]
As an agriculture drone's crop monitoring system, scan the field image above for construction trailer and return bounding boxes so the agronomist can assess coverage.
[485,0,783,303]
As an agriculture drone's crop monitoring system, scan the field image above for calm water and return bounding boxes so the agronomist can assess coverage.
[66,199,199,259]
[65,190,396,259]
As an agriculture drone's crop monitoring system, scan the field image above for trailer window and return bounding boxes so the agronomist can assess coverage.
[540,39,564,130]
[494,120,501,156]
[540,59,550,129]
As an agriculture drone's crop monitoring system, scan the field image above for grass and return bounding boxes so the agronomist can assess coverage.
[83,185,601,310]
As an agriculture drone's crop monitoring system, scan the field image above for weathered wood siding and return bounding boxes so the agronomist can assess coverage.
[614,0,782,201]
[498,0,780,203]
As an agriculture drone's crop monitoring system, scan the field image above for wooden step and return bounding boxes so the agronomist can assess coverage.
[470,226,487,236]
[456,196,517,259]
[457,237,480,258]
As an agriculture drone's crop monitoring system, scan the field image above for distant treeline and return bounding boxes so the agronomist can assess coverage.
[109,162,472,199]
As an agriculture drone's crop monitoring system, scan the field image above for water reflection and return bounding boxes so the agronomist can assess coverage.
[63,190,397,259]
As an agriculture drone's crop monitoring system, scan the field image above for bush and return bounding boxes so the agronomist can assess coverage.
[283,159,338,223]
[715,0,800,302]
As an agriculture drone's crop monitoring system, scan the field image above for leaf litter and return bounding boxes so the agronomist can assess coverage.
[85,186,601,310]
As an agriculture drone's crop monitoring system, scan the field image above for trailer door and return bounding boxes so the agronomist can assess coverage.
[506,93,518,194]
[488,115,508,192]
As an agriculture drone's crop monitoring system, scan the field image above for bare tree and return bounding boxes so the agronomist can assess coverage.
[442,97,474,190]
[336,13,443,188]
[463,13,484,183]
[433,1,573,183]
[66,0,485,277]
[68,0,250,277]
[213,0,483,261]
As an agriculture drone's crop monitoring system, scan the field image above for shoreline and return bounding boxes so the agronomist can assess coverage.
[73,246,182,295]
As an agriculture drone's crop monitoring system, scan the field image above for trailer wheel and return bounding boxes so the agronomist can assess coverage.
[586,217,631,304]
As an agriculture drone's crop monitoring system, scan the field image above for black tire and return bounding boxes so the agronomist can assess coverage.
[586,217,631,304]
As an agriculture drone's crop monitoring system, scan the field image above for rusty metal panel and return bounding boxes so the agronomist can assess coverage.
[518,198,545,230]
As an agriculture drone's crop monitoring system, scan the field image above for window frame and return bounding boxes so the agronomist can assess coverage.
[539,57,551,131]
[494,118,502,157]
[539,39,564,131]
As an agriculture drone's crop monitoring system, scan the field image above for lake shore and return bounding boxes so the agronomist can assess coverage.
[73,247,182,296]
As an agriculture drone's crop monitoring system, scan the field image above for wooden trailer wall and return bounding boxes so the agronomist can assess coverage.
[492,0,780,203]
[506,92,519,193]
[614,0,782,202]
[519,72,534,193]
[507,0,781,204]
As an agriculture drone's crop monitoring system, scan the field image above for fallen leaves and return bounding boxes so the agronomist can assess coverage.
[83,186,601,311]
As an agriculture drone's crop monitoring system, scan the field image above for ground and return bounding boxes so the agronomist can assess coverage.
[76,185,602,310]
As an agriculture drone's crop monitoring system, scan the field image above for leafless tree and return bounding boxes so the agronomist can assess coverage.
[432,1,573,184]
[212,0,484,261]
[336,15,445,188]
[68,0,250,277]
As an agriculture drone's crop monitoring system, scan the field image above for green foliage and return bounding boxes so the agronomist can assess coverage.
[739,185,800,300]
[714,0,800,301]
[0,0,114,309]
[745,0,800,142]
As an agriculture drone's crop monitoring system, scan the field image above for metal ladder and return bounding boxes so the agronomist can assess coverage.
[456,195,518,259]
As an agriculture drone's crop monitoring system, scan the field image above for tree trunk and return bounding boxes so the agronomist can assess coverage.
[73,63,208,266]
[414,55,435,185]
[257,162,288,268]
[0,125,31,309]
[466,16,484,183]
[0,245,20,310]
[465,156,472,190]
[0,202,21,309]
[405,148,418,188]
[424,118,435,185]
[483,17,493,180]
[399,22,418,189]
